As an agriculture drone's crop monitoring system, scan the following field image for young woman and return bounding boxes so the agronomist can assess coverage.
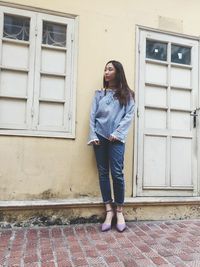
[88,60,135,232]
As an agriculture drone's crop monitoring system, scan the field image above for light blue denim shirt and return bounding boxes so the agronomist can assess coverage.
[88,89,135,144]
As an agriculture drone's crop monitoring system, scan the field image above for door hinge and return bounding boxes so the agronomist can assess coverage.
[138,44,141,54]
[35,27,38,37]
[136,174,138,185]
[137,108,139,117]
[71,33,74,42]
[31,107,34,117]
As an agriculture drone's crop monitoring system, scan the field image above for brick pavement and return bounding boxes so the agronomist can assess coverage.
[1,219,200,267]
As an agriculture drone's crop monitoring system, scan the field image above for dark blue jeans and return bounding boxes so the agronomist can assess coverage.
[93,134,125,205]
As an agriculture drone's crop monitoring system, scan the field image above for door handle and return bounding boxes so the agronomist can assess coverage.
[190,109,198,128]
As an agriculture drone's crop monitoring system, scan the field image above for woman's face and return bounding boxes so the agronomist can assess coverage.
[104,63,116,83]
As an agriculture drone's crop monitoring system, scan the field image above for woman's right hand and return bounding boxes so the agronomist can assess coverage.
[91,140,100,145]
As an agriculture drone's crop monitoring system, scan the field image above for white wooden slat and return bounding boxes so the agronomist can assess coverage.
[0,6,34,17]
[2,42,29,69]
[145,105,168,110]
[145,82,168,88]
[171,89,191,110]
[145,58,168,65]
[137,190,194,197]
[170,107,191,112]
[24,10,36,129]
[39,98,65,103]
[145,86,167,107]
[0,98,26,125]
[143,130,193,138]
[41,48,66,74]
[143,186,193,190]
[0,128,74,137]
[171,111,191,130]
[0,95,28,100]
[171,67,191,88]
[171,137,192,186]
[2,37,30,46]
[41,44,67,51]
[136,29,147,195]
[171,62,192,69]
[0,66,29,72]
[171,86,192,91]
[143,135,167,187]
[0,70,28,97]
[40,71,66,77]
[38,102,64,127]
[63,20,73,131]
[145,108,167,129]
[145,63,168,85]
[0,9,3,48]
[40,75,65,100]
[32,13,44,130]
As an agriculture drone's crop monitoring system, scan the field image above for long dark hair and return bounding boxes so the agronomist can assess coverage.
[103,60,134,106]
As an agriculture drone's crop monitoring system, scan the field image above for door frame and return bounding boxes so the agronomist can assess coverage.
[133,25,200,197]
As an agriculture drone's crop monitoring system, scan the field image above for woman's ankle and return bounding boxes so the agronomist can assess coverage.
[116,207,125,224]
[104,210,114,224]
[116,205,123,212]
[105,203,113,212]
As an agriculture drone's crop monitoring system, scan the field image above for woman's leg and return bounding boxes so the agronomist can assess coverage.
[93,135,112,204]
[109,141,125,205]
[109,141,126,230]
[94,135,114,230]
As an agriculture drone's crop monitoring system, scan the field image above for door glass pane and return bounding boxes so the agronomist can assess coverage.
[146,40,167,61]
[3,14,30,41]
[42,21,66,47]
[171,45,191,65]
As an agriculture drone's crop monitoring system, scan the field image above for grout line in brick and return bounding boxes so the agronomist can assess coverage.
[61,225,76,267]
[3,230,16,267]
[37,228,42,267]
[73,225,91,267]
[49,227,58,267]
[20,228,27,267]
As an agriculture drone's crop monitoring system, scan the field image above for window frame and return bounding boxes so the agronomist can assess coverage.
[0,6,77,139]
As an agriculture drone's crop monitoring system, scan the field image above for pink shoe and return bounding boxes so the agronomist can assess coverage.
[116,223,126,232]
[101,209,114,232]
[101,223,112,232]
[116,210,126,232]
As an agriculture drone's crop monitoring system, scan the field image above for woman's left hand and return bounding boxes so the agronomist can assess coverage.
[109,135,119,142]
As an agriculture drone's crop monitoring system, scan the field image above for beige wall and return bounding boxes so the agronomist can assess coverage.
[0,0,200,200]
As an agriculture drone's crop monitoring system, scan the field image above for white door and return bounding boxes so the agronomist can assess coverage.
[136,29,198,196]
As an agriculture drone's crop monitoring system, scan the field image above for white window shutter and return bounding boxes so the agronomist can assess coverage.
[0,7,36,130]
[0,6,76,138]
[33,14,74,135]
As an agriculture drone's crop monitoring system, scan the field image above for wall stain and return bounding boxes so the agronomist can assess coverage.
[39,189,57,199]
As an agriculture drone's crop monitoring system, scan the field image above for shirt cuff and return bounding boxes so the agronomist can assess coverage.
[87,139,99,145]
[110,131,125,143]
